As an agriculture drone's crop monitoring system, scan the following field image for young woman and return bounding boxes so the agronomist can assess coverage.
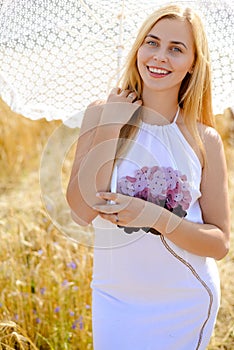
[67,4,230,350]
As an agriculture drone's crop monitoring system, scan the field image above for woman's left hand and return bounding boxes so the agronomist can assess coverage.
[92,192,163,228]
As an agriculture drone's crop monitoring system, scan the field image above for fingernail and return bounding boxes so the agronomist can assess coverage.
[96,192,100,197]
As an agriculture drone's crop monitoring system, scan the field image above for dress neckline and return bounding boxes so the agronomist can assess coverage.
[139,108,202,169]
[173,106,180,124]
[141,106,180,126]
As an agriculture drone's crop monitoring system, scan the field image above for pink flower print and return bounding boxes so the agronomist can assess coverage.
[167,179,192,210]
[173,192,183,202]
[147,166,159,180]
[134,168,149,192]
[179,190,192,210]
[117,177,135,196]
[166,180,181,207]
[117,165,192,214]
[180,179,190,192]
[116,165,193,235]
[164,167,181,190]
[141,166,149,173]
[149,169,167,198]
[126,175,136,183]
[135,187,150,201]
[177,176,192,210]
[167,190,179,209]
[180,174,188,181]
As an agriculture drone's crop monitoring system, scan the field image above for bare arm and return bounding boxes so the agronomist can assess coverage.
[162,126,230,259]
[66,89,142,225]
[66,103,121,225]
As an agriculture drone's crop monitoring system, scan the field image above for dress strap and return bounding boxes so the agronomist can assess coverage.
[173,106,180,123]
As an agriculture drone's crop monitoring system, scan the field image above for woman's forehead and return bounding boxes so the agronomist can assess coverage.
[147,18,194,47]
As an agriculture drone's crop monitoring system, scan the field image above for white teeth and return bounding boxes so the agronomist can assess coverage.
[148,67,169,74]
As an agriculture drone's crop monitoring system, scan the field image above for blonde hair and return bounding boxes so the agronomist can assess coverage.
[115,4,214,161]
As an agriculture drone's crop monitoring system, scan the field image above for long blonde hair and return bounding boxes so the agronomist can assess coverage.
[116,4,214,160]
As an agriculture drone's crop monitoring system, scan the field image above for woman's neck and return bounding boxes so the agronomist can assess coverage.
[141,88,179,123]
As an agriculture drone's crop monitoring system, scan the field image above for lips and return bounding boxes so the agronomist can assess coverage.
[147,66,171,76]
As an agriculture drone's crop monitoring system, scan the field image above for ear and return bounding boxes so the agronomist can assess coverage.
[188,63,195,74]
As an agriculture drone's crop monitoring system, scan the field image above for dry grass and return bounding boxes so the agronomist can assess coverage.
[0,99,61,183]
[0,98,233,349]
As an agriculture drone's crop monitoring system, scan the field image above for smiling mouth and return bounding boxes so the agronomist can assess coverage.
[147,66,171,76]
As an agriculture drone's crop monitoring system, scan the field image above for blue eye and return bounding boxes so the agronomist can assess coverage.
[146,40,158,46]
[171,47,182,53]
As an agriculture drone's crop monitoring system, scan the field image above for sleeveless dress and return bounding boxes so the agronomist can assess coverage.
[91,110,220,350]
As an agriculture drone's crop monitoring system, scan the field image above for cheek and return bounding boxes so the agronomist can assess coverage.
[173,58,193,76]
[137,47,148,65]
[136,54,141,75]
[175,54,194,72]
[137,48,147,73]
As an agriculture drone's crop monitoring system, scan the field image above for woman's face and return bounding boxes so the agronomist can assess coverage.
[137,18,195,95]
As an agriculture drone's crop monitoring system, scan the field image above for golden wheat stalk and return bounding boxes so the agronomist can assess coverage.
[0,321,38,349]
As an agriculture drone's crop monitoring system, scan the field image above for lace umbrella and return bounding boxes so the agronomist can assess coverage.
[0,0,233,126]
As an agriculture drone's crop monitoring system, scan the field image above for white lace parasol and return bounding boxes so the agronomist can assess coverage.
[0,0,233,126]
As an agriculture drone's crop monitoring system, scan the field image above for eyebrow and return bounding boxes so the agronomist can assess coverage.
[146,34,188,49]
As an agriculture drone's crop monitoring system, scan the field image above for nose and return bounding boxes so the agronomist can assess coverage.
[153,49,168,62]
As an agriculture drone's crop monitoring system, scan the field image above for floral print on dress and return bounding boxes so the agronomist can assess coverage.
[117,166,192,235]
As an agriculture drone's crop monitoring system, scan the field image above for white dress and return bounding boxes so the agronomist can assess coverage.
[91,111,220,350]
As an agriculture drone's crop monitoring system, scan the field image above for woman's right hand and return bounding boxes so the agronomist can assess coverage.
[106,87,141,104]
[100,87,142,128]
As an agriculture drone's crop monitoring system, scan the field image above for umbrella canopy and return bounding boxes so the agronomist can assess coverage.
[0,0,233,126]
[2,0,229,245]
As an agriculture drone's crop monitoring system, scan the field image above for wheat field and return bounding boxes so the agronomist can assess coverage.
[0,98,233,349]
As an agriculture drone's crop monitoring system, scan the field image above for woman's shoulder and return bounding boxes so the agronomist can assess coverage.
[198,123,222,145]
[88,99,106,108]
[80,100,106,134]
[198,124,224,164]
[85,99,106,122]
